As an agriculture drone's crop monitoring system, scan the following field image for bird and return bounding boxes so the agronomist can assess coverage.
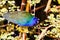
[3,11,39,27]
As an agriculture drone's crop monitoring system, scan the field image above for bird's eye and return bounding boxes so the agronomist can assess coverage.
[37,21,39,23]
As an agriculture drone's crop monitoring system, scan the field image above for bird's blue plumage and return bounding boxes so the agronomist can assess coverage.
[3,11,39,27]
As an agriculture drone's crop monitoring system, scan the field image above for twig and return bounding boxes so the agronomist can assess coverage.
[20,0,26,11]
[31,5,46,12]
[26,2,30,12]
[38,25,55,40]
[56,6,60,9]
[0,24,8,27]
[22,33,26,40]
[44,0,52,13]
